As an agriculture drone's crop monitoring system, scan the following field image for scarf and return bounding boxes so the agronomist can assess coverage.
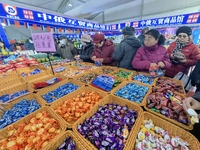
[172,40,189,54]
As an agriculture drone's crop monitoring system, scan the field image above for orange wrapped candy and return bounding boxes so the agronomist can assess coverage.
[55,91,102,123]
[0,111,61,150]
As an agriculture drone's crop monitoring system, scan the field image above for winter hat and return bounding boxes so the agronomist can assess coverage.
[93,33,105,43]
[176,26,192,36]
[122,26,135,35]
[80,34,91,43]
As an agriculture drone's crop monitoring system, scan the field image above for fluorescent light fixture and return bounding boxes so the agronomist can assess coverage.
[68,1,72,7]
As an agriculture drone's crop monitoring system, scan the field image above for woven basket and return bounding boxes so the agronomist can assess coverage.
[21,71,50,83]
[128,112,200,150]
[72,94,143,150]
[0,73,19,82]
[111,80,152,106]
[36,79,85,106]
[0,106,65,150]
[29,74,66,91]
[155,76,186,95]
[0,77,24,91]
[0,93,43,127]
[59,66,89,79]
[16,65,47,74]
[75,72,99,85]
[92,66,118,75]
[144,88,193,130]
[131,71,158,86]
[0,83,34,102]
[46,130,91,150]
[111,68,136,80]
[50,86,107,128]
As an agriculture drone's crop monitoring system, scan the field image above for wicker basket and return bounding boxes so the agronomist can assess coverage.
[111,80,152,106]
[131,71,158,86]
[0,73,19,82]
[36,79,85,106]
[0,106,65,150]
[155,76,186,95]
[46,130,91,150]
[29,74,66,91]
[111,68,137,80]
[74,72,99,85]
[144,88,193,130]
[72,94,143,150]
[21,71,50,83]
[50,86,108,128]
[16,65,47,74]
[93,66,118,75]
[0,83,34,102]
[0,93,44,127]
[128,112,200,150]
[0,77,24,91]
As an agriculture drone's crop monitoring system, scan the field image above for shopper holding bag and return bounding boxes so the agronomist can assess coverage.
[165,26,200,78]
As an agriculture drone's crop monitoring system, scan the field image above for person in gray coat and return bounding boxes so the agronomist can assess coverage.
[112,26,141,70]
[57,35,77,60]
[24,37,35,50]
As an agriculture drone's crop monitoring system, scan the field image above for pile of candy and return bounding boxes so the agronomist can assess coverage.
[113,79,121,88]
[78,103,138,150]
[115,82,149,104]
[100,68,115,74]
[133,74,154,85]
[0,99,40,129]
[156,77,184,93]
[54,91,102,122]
[0,90,29,103]
[33,77,62,89]
[147,87,190,125]
[21,68,41,77]
[0,111,61,150]
[53,66,65,73]
[58,137,76,150]
[63,69,85,78]
[114,70,133,79]
[42,83,80,103]
[77,73,98,84]
[135,119,190,150]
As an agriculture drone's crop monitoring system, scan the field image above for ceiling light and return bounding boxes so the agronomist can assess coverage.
[68,1,72,7]
[1,23,6,26]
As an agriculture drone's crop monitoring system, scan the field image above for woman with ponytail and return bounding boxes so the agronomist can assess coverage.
[132,29,171,71]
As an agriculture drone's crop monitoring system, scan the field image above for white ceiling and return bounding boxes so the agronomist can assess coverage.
[1,0,200,24]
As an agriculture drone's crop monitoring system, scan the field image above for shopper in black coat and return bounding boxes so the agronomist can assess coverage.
[138,27,150,46]
[112,26,141,70]
[74,34,94,62]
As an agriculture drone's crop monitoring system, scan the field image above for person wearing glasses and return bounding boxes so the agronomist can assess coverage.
[90,33,115,66]
[132,29,171,71]
[165,26,200,77]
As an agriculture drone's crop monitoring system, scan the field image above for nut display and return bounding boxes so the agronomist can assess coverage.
[0,111,61,150]
[54,91,102,123]
[100,68,115,74]
[77,73,98,84]
[147,87,190,125]
[135,119,190,150]
[0,99,40,129]
[42,82,80,103]
[115,82,149,104]
[78,103,138,150]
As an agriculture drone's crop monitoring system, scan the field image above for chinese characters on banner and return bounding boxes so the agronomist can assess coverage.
[110,13,200,30]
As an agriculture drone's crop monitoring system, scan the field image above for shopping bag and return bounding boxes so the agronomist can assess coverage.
[173,72,191,91]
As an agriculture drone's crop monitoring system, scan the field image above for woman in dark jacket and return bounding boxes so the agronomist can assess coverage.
[74,34,94,62]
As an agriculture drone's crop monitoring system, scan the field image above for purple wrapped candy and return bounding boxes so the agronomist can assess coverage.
[58,137,76,150]
[78,103,138,149]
